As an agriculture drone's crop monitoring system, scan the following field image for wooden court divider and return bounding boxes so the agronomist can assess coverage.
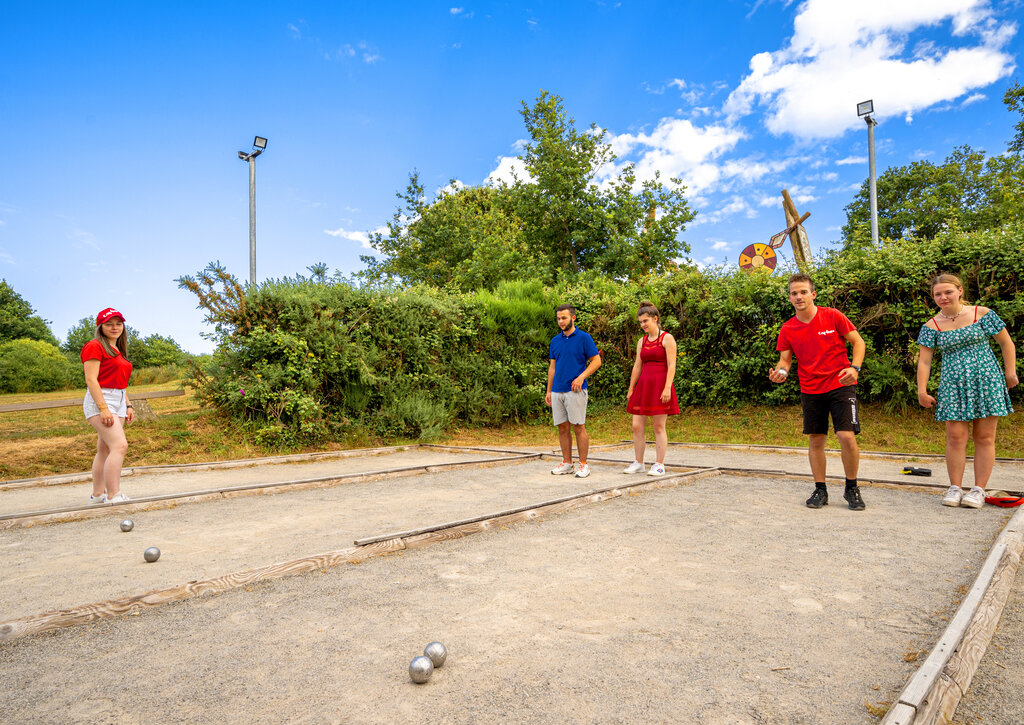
[0,444,420,491]
[0,466,720,643]
[0,453,540,529]
[882,504,1024,725]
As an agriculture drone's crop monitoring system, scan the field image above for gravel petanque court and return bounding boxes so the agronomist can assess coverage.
[0,447,1017,723]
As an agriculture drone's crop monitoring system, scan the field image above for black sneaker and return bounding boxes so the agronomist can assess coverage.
[844,486,866,511]
[806,487,828,508]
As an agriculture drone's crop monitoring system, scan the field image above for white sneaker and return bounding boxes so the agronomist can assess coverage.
[89,494,107,505]
[107,492,130,504]
[574,464,591,478]
[941,486,963,507]
[961,487,986,509]
[647,463,666,476]
[623,461,645,474]
[551,461,575,475]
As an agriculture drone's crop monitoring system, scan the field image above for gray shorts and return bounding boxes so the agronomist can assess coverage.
[84,388,128,420]
[551,390,588,426]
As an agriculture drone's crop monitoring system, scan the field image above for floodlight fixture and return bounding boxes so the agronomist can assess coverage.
[253,136,268,150]
[856,101,879,246]
[237,136,269,285]
[857,100,874,117]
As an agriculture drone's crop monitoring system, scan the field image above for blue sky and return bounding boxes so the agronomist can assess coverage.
[1,1,1021,353]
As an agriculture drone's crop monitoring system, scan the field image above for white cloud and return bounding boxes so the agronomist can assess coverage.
[68,229,99,250]
[836,156,867,166]
[0,249,13,264]
[436,179,466,196]
[486,155,530,186]
[324,225,388,250]
[287,23,302,40]
[691,195,758,226]
[724,0,1016,139]
[961,92,986,106]
[711,240,731,251]
[450,7,464,14]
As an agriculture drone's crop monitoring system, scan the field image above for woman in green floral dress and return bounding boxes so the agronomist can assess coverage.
[917,274,1019,509]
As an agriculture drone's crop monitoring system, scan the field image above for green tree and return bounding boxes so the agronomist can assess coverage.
[62,317,185,368]
[842,145,1024,245]
[1005,81,1024,155]
[362,180,549,288]
[362,91,696,289]
[0,280,58,345]
[0,339,76,393]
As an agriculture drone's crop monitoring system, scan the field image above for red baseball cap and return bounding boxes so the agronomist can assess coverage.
[96,308,126,325]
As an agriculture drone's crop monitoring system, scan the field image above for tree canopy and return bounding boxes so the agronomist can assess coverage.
[0,280,58,346]
[361,91,696,289]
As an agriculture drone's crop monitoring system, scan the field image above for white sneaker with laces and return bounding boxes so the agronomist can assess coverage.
[961,487,986,509]
[551,461,575,475]
[89,494,107,505]
[647,463,666,476]
[941,485,963,507]
[108,492,130,504]
[623,461,645,474]
[574,463,591,478]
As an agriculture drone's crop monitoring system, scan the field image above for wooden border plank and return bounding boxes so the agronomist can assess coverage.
[882,504,1024,724]
[0,454,541,528]
[0,389,184,413]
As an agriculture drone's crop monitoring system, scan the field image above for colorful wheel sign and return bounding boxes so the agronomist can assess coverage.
[738,243,777,272]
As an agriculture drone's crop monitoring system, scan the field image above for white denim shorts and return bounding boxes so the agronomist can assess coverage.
[551,389,588,425]
[83,388,128,420]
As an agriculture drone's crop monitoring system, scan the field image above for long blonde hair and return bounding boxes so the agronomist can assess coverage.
[94,322,129,359]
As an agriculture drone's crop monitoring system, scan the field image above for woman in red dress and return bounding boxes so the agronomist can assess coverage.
[624,301,680,475]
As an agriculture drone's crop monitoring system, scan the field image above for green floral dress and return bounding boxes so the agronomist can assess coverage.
[917,311,1014,422]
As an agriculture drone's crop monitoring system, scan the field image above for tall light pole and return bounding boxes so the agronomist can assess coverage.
[237,136,267,285]
[856,101,878,246]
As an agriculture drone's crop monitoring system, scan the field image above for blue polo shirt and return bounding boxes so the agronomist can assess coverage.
[549,328,600,393]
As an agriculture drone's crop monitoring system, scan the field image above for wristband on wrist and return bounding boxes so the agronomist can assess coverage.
[126,405,133,409]
[851,365,861,371]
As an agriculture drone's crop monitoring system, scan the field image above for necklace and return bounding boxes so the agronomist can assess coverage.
[939,305,964,321]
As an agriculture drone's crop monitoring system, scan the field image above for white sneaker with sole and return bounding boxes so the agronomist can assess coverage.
[961,487,985,509]
[647,463,666,476]
[941,485,963,507]
[574,464,591,478]
[89,494,107,505]
[623,461,645,474]
[551,462,575,475]
[107,492,130,504]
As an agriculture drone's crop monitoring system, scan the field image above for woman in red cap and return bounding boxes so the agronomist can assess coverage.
[81,308,134,504]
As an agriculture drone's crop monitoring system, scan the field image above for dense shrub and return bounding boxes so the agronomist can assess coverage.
[180,224,1022,444]
[0,339,78,393]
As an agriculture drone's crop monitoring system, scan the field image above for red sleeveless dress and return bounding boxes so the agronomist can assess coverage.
[627,331,680,416]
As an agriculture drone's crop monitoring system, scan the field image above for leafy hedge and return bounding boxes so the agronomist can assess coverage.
[180,223,1022,445]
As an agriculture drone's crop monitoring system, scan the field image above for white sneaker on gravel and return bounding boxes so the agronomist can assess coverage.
[107,492,130,504]
[89,494,107,505]
[551,461,575,475]
[961,487,986,509]
[647,463,666,476]
[941,485,963,507]
[623,461,645,474]
[574,464,591,478]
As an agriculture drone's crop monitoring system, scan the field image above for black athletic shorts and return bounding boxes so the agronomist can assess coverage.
[801,385,860,435]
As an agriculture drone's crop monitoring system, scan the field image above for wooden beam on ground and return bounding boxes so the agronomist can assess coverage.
[354,467,719,546]
[651,440,1024,465]
[881,504,1024,724]
[0,453,541,528]
[1,443,421,491]
[0,538,406,643]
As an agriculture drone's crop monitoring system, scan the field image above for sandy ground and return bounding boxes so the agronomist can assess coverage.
[0,448,509,515]
[0,445,1016,724]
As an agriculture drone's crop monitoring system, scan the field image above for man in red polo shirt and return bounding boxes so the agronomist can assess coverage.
[769,273,867,510]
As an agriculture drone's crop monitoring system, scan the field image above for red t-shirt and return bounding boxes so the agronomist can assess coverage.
[775,306,857,394]
[80,339,133,389]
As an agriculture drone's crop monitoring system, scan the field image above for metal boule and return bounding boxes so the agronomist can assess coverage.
[143,547,160,563]
[424,641,447,667]
[409,655,433,683]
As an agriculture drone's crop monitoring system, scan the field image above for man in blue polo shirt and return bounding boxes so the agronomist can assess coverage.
[546,303,602,478]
